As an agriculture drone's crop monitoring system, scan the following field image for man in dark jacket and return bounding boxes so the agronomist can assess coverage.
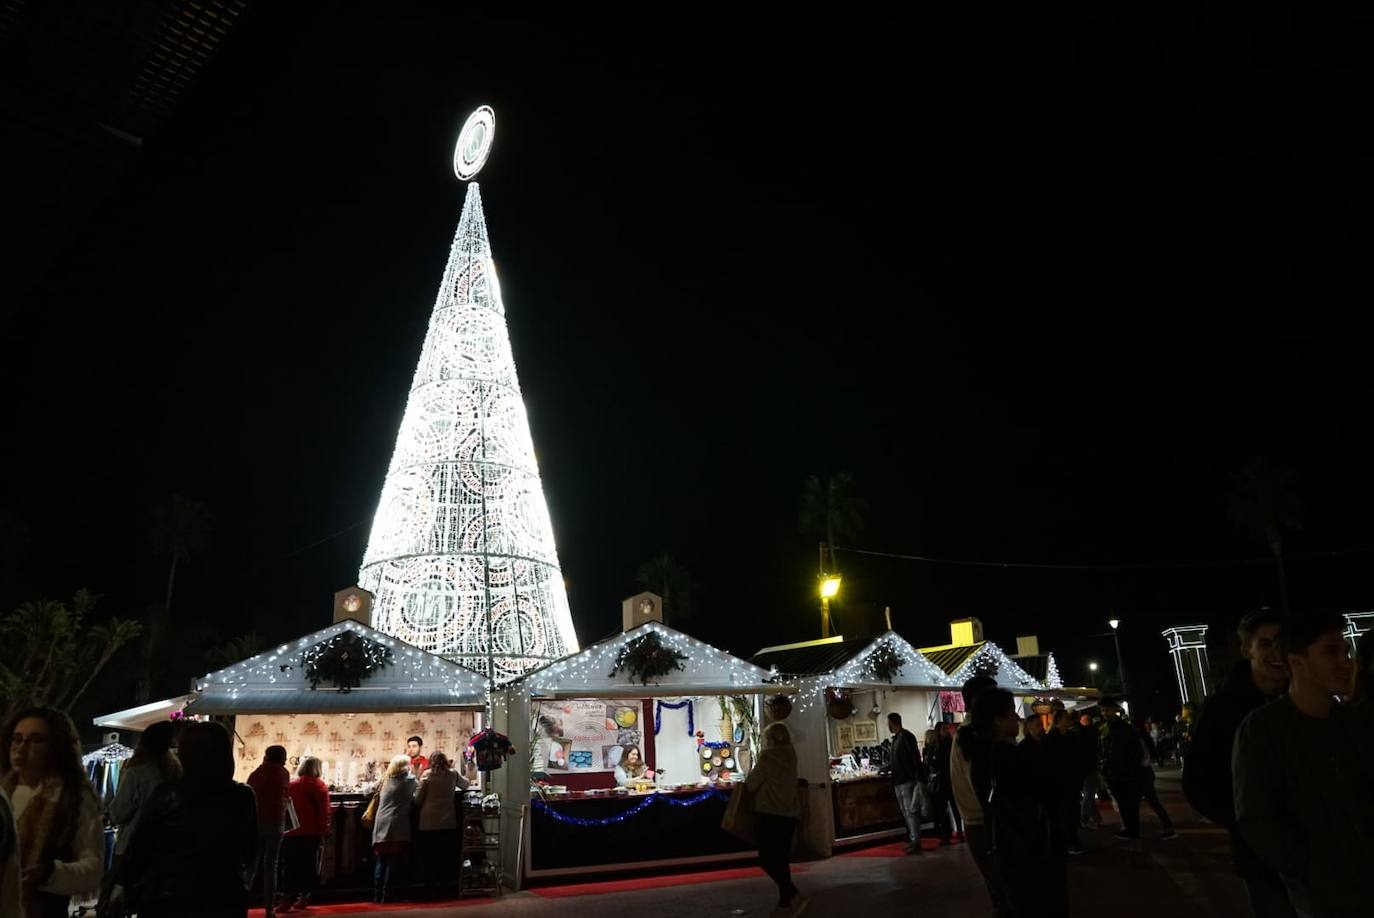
[886,712,924,855]
[1098,699,1145,840]
[1234,613,1374,918]
[1182,609,1293,918]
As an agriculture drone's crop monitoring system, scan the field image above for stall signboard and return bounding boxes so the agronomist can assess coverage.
[537,700,642,774]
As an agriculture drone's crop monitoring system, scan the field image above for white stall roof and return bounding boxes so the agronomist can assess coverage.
[93,694,196,732]
[517,622,782,699]
[184,618,488,714]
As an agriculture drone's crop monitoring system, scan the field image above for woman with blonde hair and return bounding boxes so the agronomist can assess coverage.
[371,755,417,902]
[744,722,807,915]
[281,756,331,911]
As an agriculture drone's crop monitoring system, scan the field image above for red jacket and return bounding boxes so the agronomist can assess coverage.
[247,762,289,827]
[286,776,332,837]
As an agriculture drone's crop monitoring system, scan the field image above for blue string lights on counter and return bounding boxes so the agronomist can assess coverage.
[700,740,731,750]
[531,788,734,827]
[654,699,695,736]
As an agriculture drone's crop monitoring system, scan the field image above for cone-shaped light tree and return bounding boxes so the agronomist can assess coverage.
[360,107,579,681]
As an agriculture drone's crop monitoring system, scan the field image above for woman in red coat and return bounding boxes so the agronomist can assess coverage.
[281,757,331,912]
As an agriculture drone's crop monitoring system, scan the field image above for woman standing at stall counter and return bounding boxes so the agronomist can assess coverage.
[415,752,466,893]
[371,756,417,903]
[613,745,654,787]
[281,756,331,912]
[745,722,808,916]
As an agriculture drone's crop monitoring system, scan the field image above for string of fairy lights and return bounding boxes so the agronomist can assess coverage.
[195,619,490,705]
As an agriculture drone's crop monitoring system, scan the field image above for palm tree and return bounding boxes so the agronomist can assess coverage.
[798,471,867,574]
[150,495,214,619]
[1231,457,1301,614]
[204,631,262,670]
[634,553,698,625]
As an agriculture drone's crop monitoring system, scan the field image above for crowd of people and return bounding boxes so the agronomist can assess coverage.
[5,609,1374,918]
[0,716,467,918]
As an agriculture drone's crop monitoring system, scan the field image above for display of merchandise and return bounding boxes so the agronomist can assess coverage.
[459,791,502,897]
[467,727,515,772]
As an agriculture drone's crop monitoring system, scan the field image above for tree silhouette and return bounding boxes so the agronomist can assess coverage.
[634,552,698,625]
[1231,457,1301,614]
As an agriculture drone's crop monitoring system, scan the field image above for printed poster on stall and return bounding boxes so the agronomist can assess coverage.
[536,699,641,773]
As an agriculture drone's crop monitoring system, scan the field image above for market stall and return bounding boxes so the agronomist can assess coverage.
[99,618,489,896]
[487,622,790,885]
[752,631,956,852]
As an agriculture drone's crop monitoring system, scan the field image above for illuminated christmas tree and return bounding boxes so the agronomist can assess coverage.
[360,107,579,681]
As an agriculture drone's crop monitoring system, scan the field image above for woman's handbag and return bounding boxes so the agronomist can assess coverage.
[720,786,758,844]
[360,793,379,830]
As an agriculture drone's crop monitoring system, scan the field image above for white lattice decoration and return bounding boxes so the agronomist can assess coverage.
[360,183,579,681]
[949,642,1044,691]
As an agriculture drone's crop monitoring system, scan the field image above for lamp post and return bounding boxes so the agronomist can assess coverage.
[1108,618,1130,708]
[1088,661,1098,688]
[820,573,842,639]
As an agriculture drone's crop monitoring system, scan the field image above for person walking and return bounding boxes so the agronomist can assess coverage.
[949,675,1010,917]
[885,713,924,855]
[745,721,807,916]
[1072,712,1102,830]
[1138,751,1177,839]
[1098,699,1146,841]
[934,724,963,841]
[1183,609,1294,918]
[0,706,104,918]
[415,752,466,893]
[116,721,258,918]
[107,721,182,853]
[372,755,417,903]
[964,690,1064,918]
[281,756,331,912]
[1044,709,1085,854]
[1234,613,1374,918]
[245,745,290,917]
[923,729,953,844]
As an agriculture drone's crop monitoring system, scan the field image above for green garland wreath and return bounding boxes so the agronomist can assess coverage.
[866,642,904,683]
[303,630,393,693]
[609,632,687,685]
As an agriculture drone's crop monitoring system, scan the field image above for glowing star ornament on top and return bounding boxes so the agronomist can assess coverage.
[359,105,580,681]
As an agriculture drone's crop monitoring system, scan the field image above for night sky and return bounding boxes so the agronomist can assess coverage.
[8,7,1374,718]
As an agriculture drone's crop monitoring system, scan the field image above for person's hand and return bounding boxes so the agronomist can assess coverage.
[22,861,54,889]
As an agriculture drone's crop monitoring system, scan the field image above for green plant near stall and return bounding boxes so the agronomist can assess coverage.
[718,695,761,755]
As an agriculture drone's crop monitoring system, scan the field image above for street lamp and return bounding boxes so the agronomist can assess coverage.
[819,574,841,638]
[1088,661,1098,688]
[1108,617,1130,705]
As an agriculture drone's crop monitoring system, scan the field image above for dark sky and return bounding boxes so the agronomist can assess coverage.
[8,7,1374,717]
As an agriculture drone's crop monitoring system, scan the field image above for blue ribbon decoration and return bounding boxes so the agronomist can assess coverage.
[701,740,731,749]
[654,699,694,737]
[531,788,733,827]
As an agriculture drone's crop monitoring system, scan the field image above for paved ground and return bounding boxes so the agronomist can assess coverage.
[254,770,1250,918]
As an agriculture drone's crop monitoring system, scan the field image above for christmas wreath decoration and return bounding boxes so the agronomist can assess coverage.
[825,687,855,720]
[609,631,687,685]
[303,630,393,693]
[866,641,904,683]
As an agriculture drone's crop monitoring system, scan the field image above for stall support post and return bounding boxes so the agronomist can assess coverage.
[491,685,530,890]
[786,690,835,859]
